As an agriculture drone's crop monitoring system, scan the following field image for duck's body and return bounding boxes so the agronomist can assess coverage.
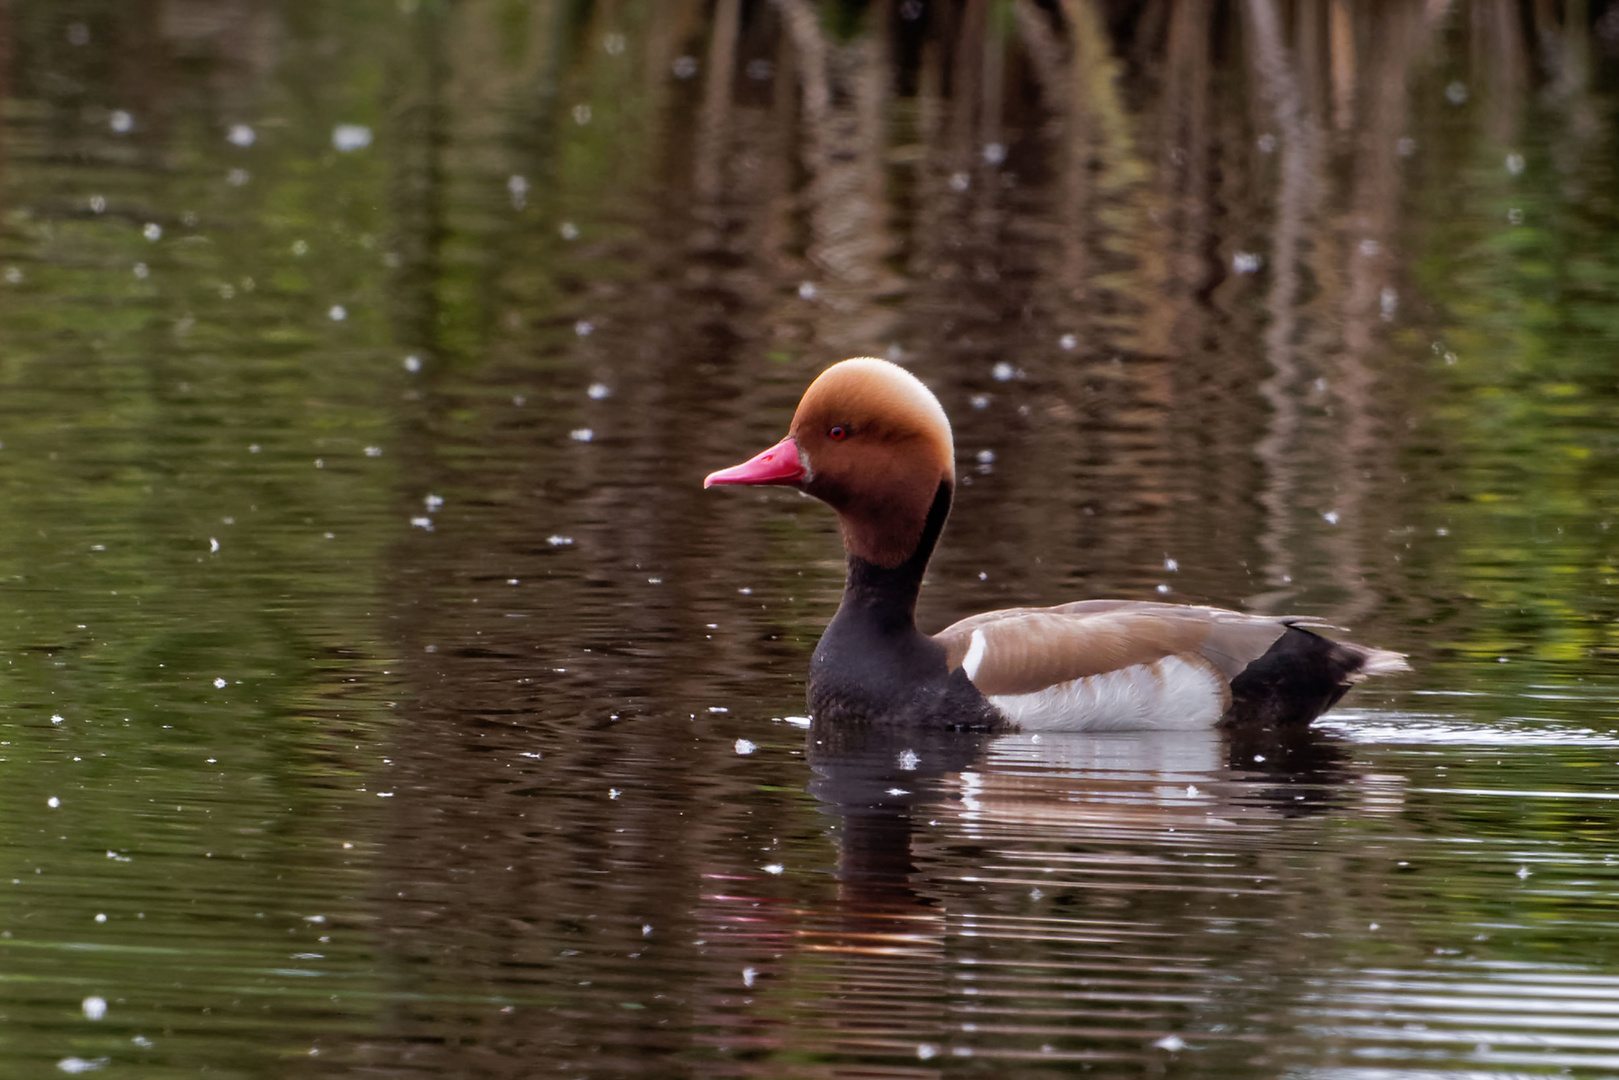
[707,357,1407,730]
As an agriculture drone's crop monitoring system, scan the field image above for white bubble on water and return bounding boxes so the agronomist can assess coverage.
[57,1057,109,1074]
[1323,510,1341,525]
[672,55,698,79]
[603,33,626,55]
[3,267,20,284]
[587,382,611,400]
[797,281,817,300]
[52,714,64,725]
[991,361,1015,382]
[143,223,162,241]
[570,428,594,442]
[48,796,60,808]
[1059,333,1078,350]
[734,738,756,755]
[227,124,256,148]
[213,677,227,688]
[1445,81,1468,105]
[94,913,107,923]
[83,997,107,1021]
[89,195,106,214]
[1505,152,1526,176]
[410,516,433,530]
[976,449,995,464]
[571,104,592,125]
[329,305,347,321]
[546,535,573,547]
[109,110,134,134]
[403,355,422,373]
[332,124,372,152]
[1381,286,1399,320]
[1232,251,1261,274]
[1154,1034,1186,1052]
[948,172,970,192]
[742,967,757,988]
[1157,584,1172,594]
[209,538,219,553]
[897,748,920,771]
[559,221,579,240]
[227,168,250,187]
[574,320,594,336]
[507,174,528,210]
[365,446,382,457]
[982,142,1006,165]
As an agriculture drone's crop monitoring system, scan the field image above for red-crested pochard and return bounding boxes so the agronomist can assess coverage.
[706,357,1409,730]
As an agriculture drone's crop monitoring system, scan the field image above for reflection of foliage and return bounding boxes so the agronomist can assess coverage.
[1407,90,1619,664]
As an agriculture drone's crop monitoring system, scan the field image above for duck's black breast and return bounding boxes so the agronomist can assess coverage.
[808,599,1005,729]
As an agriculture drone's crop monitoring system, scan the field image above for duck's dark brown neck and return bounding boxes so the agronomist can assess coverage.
[808,481,999,728]
[841,480,953,628]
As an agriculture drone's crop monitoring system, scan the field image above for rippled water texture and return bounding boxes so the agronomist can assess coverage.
[4,1,1619,1076]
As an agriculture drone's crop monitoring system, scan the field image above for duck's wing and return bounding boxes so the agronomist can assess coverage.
[935,603,1301,695]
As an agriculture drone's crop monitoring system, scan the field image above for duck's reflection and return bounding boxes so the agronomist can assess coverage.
[807,716,1350,905]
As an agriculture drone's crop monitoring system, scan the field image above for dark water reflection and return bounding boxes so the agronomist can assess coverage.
[4,0,1619,1076]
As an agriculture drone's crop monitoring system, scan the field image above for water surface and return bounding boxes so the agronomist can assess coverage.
[3,2,1619,1076]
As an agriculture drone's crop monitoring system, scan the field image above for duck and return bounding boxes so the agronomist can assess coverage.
[705,357,1409,731]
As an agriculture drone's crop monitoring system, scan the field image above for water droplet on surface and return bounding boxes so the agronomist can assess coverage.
[48,796,60,808]
[227,124,256,148]
[332,124,372,152]
[94,913,107,923]
[57,1057,109,1074]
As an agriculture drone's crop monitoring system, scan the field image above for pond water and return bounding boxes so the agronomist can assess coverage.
[4,1,1619,1076]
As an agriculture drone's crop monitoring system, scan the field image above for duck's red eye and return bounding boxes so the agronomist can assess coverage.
[828,425,848,441]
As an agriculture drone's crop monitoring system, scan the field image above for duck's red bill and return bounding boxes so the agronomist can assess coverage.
[704,436,806,488]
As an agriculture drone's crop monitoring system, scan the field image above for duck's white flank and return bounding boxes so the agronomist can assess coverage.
[987,655,1227,732]
[961,628,988,681]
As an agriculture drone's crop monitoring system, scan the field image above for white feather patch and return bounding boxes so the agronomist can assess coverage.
[961,628,988,681]
[988,655,1226,732]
